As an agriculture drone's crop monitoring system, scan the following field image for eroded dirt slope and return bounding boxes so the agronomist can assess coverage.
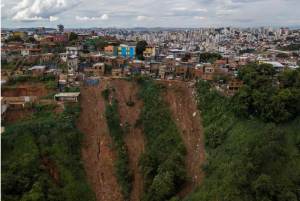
[157,80,205,198]
[1,85,54,98]
[76,79,144,201]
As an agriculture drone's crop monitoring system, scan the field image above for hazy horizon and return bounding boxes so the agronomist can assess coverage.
[1,0,300,29]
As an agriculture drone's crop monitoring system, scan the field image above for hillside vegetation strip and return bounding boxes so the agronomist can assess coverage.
[105,98,133,201]
[1,103,95,201]
[137,79,188,201]
[184,64,300,200]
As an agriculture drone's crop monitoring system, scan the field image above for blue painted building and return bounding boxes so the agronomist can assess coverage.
[117,45,136,58]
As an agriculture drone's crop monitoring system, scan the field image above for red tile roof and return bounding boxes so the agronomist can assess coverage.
[146,44,155,48]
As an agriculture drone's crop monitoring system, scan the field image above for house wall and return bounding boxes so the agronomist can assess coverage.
[59,54,69,62]
[104,46,114,55]
[176,66,188,74]
[42,53,54,62]
[118,46,135,58]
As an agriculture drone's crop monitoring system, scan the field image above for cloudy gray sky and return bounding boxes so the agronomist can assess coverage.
[1,0,300,28]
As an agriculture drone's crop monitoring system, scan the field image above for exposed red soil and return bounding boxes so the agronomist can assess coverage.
[1,84,54,98]
[41,156,61,187]
[105,79,145,201]
[3,108,35,123]
[156,80,205,198]
[77,79,145,201]
[4,78,205,200]
[3,103,63,124]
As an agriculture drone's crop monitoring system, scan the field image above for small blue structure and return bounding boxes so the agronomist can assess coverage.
[86,78,99,86]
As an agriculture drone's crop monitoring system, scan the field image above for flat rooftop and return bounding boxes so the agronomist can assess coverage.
[55,92,81,97]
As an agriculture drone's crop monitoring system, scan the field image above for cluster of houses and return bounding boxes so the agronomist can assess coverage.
[1,29,299,93]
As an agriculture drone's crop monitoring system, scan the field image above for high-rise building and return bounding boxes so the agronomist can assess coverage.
[259,27,264,34]
[247,34,254,42]
[269,27,273,32]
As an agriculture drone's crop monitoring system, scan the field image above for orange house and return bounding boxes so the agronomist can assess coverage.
[104,46,114,55]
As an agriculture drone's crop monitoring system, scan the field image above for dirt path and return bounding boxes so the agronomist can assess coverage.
[158,80,205,198]
[76,79,144,201]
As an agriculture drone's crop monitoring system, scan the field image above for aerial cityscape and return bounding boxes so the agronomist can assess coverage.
[1,0,300,200]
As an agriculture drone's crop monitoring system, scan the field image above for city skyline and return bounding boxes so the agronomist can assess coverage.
[1,0,300,28]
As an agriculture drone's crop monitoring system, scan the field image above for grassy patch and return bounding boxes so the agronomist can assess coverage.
[39,92,57,100]
[101,89,111,100]
[1,85,19,90]
[1,60,18,69]
[105,98,133,200]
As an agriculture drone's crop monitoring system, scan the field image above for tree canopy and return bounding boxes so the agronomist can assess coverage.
[184,66,300,200]
[95,38,109,50]
[198,52,222,62]
[276,53,289,58]
[1,103,95,201]
[232,63,300,123]
[7,35,22,42]
[25,37,36,43]
[136,41,148,56]
[68,32,78,41]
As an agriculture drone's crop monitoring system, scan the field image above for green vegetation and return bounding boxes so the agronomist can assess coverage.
[195,80,236,149]
[198,52,222,62]
[2,103,95,200]
[184,118,300,201]
[7,35,22,41]
[80,56,87,62]
[279,43,300,51]
[22,59,40,67]
[124,121,131,133]
[82,49,90,53]
[1,85,19,90]
[137,79,188,201]
[136,40,148,57]
[1,60,18,69]
[11,75,56,84]
[95,38,109,50]
[105,64,112,71]
[101,89,111,100]
[239,48,255,54]
[233,63,300,123]
[105,98,133,200]
[125,101,134,107]
[68,32,78,41]
[45,80,58,90]
[40,92,57,100]
[63,87,80,92]
[276,53,289,58]
[58,63,67,72]
[25,37,36,43]
[68,40,77,46]
[184,64,300,201]
[253,50,265,54]
[137,55,145,60]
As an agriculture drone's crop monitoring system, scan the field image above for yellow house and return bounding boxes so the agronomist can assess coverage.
[259,59,270,65]
[12,32,25,36]
[143,47,152,55]
[36,35,46,41]
[143,44,155,61]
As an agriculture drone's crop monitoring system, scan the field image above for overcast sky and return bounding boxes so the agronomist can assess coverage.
[1,0,300,28]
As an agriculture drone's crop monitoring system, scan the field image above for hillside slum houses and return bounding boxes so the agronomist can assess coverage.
[1,28,299,93]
